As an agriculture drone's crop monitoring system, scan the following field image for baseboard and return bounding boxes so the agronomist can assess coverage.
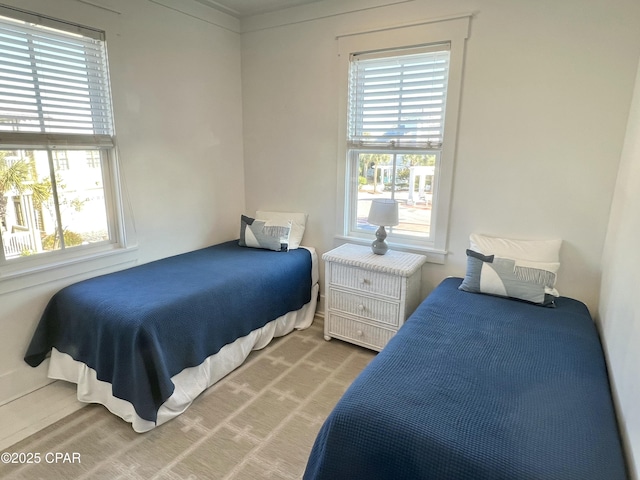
[0,381,85,451]
[317,293,325,318]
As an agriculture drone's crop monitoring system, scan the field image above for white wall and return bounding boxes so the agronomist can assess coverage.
[599,59,640,479]
[241,0,640,313]
[0,0,245,408]
[242,2,640,476]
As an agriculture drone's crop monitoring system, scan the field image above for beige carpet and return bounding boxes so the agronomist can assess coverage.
[0,319,375,480]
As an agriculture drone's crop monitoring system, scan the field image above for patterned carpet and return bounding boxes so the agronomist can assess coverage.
[0,319,375,480]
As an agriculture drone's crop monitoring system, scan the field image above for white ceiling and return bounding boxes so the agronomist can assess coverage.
[193,0,326,18]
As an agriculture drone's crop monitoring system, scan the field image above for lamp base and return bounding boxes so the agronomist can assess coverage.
[371,226,389,255]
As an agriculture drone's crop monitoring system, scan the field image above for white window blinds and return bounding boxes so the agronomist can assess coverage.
[0,12,113,139]
[348,44,450,149]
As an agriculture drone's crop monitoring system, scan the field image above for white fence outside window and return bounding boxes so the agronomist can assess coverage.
[2,230,36,258]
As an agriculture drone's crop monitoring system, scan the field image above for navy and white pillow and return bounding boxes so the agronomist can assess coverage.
[239,215,291,252]
[459,234,562,306]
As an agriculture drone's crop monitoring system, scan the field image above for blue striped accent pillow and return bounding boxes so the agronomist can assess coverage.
[239,215,291,252]
[459,249,558,306]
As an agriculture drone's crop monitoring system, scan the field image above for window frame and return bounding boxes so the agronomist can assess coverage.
[335,15,470,263]
[0,5,134,289]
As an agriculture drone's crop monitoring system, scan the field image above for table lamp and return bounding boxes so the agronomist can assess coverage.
[367,199,399,255]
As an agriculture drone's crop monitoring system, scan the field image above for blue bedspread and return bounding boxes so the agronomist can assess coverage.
[25,241,312,423]
[304,277,627,480]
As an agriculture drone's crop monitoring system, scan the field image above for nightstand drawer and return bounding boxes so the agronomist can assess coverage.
[329,289,400,327]
[326,314,395,351]
[329,264,401,299]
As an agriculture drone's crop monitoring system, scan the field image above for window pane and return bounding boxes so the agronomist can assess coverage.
[355,152,436,239]
[52,150,110,250]
[1,149,110,260]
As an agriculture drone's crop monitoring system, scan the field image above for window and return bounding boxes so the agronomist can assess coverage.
[348,46,450,241]
[12,196,24,226]
[85,150,100,168]
[336,16,470,260]
[53,151,69,171]
[0,6,122,266]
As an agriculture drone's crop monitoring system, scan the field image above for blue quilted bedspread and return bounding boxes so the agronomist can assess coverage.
[304,277,627,480]
[25,241,312,423]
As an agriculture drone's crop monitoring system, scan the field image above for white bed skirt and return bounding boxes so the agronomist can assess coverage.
[46,248,319,433]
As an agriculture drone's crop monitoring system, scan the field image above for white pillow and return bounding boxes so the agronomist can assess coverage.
[469,233,561,265]
[256,211,308,249]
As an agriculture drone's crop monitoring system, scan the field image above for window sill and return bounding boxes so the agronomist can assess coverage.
[0,245,139,295]
[334,235,447,264]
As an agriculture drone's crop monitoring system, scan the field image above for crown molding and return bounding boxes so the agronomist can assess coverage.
[240,0,414,33]
[148,0,241,33]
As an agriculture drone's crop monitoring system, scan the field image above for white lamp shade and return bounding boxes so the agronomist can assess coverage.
[368,199,399,227]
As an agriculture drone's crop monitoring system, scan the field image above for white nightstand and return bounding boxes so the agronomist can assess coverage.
[322,243,427,351]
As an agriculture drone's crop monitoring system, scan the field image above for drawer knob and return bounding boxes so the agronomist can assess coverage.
[356,329,364,337]
[357,304,365,311]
